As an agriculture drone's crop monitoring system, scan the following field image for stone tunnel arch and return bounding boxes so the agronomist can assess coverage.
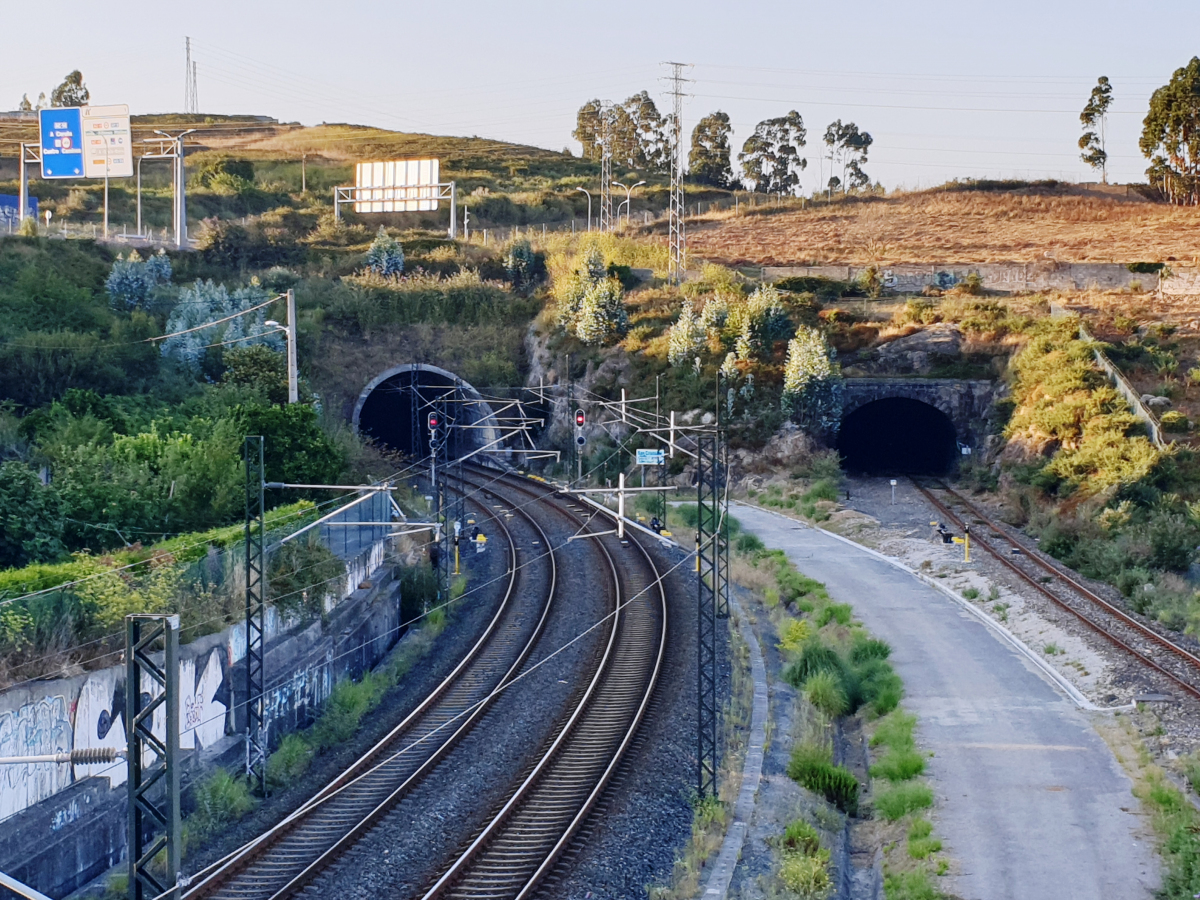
[837,397,959,475]
[353,364,501,460]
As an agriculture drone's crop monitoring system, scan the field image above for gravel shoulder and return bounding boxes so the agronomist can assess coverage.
[733,500,1160,900]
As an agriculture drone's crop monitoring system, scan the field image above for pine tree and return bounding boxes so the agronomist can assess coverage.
[783,326,843,433]
[668,301,704,366]
[504,239,536,291]
[575,278,627,346]
[364,226,404,276]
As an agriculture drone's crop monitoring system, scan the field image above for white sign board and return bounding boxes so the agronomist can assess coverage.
[355,159,440,212]
[82,105,133,178]
[636,449,666,466]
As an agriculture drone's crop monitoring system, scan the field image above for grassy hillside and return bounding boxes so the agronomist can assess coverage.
[688,182,1200,266]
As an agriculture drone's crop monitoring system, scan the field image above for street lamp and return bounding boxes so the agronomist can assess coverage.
[262,288,298,404]
[575,186,593,232]
[612,180,646,227]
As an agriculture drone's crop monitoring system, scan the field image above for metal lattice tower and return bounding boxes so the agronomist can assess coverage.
[184,38,198,114]
[695,377,729,798]
[431,398,452,609]
[243,436,267,795]
[664,62,692,284]
[126,614,181,900]
[600,103,614,233]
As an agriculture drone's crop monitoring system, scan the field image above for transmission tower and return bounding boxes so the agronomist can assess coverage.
[664,62,692,284]
[599,103,614,233]
[184,38,198,114]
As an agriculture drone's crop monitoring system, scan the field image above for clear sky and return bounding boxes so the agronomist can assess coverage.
[4,0,1197,190]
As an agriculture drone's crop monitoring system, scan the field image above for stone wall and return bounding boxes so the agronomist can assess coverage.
[764,262,1156,294]
[0,537,399,899]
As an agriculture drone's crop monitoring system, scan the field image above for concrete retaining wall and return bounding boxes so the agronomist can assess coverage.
[764,263,1157,294]
[0,537,400,899]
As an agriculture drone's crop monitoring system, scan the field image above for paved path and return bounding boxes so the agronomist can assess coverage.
[732,504,1159,900]
[700,591,769,899]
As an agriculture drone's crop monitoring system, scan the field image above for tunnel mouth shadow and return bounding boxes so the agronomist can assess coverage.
[836,397,959,476]
[354,364,498,460]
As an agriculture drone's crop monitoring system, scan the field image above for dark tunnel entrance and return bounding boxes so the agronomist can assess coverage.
[837,398,959,475]
[354,364,499,460]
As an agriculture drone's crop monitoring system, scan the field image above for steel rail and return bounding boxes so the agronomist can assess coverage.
[913,478,1200,702]
[184,478,556,900]
[422,468,668,900]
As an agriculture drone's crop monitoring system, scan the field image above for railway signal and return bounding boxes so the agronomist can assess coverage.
[428,412,440,432]
[575,409,586,427]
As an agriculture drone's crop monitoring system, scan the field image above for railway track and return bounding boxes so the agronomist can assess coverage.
[913,478,1200,703]
[183,472,560,900]
[420,467,668,900]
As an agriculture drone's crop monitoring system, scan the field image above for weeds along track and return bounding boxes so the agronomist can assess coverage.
[421,466,668,900]
[913,479,1200,701]
[184,475,558,900]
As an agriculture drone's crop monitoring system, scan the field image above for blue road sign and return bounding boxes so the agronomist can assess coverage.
[0,195,37,228]
[636,448,665,466]
[39,108,84,178]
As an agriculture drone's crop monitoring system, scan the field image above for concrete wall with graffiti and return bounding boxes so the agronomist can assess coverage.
[0,535,392,826]
[763,262,1157,294]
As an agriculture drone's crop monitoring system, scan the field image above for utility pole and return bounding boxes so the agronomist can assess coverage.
[184,39,198,114]
[301,153,307,193]
[575,187,592,232]
[663,62,693,284]
[243,437,267,796]
[127,614,181,900]
[19,143,40,224]
[599,103,614,233]
[285,289,298,404]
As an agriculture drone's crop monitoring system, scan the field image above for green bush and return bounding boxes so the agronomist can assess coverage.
[313,671,389,749]
[735,532,765,554]
[907,817,943,859]
[189,769,256,836]
[874,781,934,821]
[815,602,853,627]
[803,479,839,503]
[266,733,313,786]
[883,869,940,900]
[871,748,926,782]
[779,853,832,897]
[850,637,892,664]
[783,640,843,686]
[1161,410,1191,433]
[781,819,822,855]
[787,744,860,815]
[805,670,849,717]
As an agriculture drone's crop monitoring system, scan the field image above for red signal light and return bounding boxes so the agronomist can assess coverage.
[575,410,586,427]
[428,413,440,430]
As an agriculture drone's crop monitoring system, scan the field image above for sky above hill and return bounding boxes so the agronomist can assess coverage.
[4,0,1197,191]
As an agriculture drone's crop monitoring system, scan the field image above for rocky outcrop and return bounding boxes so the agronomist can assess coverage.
[874,324,964,375]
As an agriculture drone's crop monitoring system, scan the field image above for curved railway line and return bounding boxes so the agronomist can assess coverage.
[422,468,667,900]
[913,478,1200,703]
[183,470,554,900]
[183,466,669,900]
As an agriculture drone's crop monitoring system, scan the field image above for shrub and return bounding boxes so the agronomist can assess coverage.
[815,602,853,627]
[783,640,843,686]
[874,782,934,821]
[777,618,812,654]
[267,733,312,786]
[0,461,65,569]
[1161,410,1190,433]
[850,637,891,664]
[805,669,849,717]
[364,227,405,276]
[735,532,764,554]
[884,869,940,900]
[779,853,832,898]
[189,769,255,836]
[503,239,536,291]
[871,748,926,782]
[907,817,942,859]
[871,711,917,752]
[962,587,980,599]
[787,744,860,815]
[781,819,822,855]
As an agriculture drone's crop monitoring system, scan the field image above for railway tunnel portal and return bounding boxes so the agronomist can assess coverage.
[353,363,502,460]
[835,378,999,475]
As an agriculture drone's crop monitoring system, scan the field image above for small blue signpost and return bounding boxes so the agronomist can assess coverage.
[39,108,84,178]
[636,448,666,466]
[0,195,37,229]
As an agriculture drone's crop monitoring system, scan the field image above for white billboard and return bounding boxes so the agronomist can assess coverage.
[82,105,133,178]
[354,159,440,212]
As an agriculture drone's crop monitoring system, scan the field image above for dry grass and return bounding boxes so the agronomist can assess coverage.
[689,187,1200,266]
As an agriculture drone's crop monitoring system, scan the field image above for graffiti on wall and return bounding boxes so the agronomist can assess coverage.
[0,696,73,821]
[72,672,127,787]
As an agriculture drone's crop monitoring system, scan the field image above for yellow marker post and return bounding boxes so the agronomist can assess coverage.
[454,539,460,575]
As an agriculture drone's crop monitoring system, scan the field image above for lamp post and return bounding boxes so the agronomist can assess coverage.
[263,289,298,404]
[612,180,646,227]
[575,187,593,232]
